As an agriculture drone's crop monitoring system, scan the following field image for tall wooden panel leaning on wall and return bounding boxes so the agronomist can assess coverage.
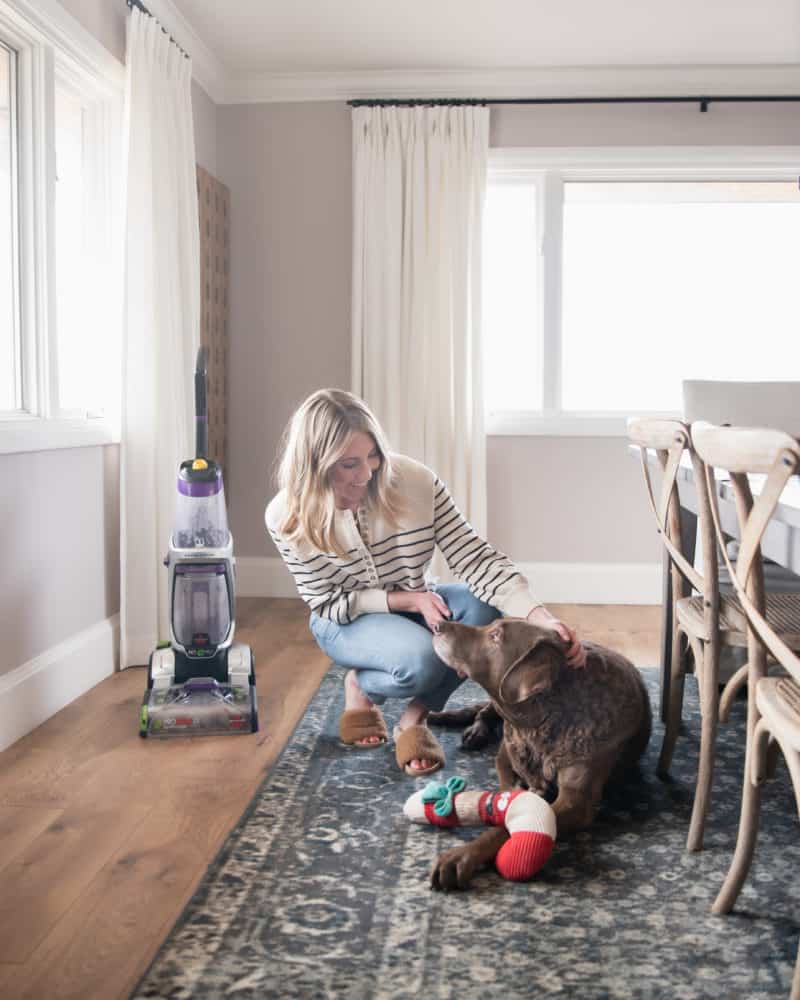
[196,165,230,474]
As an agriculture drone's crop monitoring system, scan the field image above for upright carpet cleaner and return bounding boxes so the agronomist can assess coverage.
[139,347,258,738]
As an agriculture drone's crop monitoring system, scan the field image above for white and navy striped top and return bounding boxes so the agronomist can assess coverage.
[265,453,537,625]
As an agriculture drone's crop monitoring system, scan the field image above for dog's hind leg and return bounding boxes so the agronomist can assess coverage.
[427,704,485,727]
[428,701,501,750]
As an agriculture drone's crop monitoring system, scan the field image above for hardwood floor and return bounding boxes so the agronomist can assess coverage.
[0,600,659,1000]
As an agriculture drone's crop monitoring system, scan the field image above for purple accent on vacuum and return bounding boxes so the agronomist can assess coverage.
[177,476,223,498]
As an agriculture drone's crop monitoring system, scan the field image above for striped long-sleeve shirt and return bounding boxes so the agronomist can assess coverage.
[265,453,538,625]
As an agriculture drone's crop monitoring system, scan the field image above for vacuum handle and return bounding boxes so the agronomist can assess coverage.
[195,346,208,459]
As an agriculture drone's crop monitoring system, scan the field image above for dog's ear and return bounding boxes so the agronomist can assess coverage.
[498,639,565,705]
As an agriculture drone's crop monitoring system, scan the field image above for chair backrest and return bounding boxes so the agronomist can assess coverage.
[683,380,800,436]
[691,420,800,684]
[627,417,716,604]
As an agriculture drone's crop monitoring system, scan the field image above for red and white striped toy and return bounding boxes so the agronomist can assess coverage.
[403,776,556,881]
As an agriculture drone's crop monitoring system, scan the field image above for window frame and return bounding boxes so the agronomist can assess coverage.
[485,145,800,437]
[0,0,123,455]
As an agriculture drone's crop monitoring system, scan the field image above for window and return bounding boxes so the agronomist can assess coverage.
[0,40,18,412]
[483,149,800,435]
[0,2,123,453]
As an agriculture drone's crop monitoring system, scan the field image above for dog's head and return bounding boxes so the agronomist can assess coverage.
[432,618,568,707]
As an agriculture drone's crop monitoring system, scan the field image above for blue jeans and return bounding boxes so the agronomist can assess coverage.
[308,583,501,712]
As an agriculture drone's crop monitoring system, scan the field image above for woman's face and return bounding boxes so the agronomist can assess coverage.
[329,431,381,510]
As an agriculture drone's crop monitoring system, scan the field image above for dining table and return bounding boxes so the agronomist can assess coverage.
[649,451,800,722]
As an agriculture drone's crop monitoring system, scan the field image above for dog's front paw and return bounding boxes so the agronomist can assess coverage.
[429,845,478,891]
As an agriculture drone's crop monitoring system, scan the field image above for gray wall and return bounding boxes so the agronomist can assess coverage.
[216,102,353,555]
[0,1,219,679]
[220,98,799,565]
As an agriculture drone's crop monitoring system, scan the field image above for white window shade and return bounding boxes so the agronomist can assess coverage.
[561,181,800,412]
[54,83,120,419]
[0,42,18,411]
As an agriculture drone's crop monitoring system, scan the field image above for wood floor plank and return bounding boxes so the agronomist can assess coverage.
[0,805,65,876]
[0,786,256,1000]
[0,802,152,963]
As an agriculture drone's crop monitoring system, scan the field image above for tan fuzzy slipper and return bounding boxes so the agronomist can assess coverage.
[338,707,388,748]
[393,725,445,777]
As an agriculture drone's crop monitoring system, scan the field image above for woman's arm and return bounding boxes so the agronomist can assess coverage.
[387,589,451,631]
[431,477,537,618]
[429,477,586,667]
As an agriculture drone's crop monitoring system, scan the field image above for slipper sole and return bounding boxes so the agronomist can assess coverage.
[339,738,387,750]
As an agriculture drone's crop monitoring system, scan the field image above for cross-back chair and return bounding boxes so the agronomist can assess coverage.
[691,421,800,999]
[628,417,752,851]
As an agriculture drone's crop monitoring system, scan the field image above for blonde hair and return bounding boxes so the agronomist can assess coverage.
[276,388,403,556]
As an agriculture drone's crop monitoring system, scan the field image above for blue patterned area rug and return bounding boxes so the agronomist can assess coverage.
[132,667,798,1000]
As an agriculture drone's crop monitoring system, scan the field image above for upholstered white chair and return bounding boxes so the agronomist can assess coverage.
[682,380,800,436]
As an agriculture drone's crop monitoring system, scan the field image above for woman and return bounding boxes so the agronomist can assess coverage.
[266,389,586,777]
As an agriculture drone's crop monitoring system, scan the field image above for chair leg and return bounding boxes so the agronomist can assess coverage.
[711,756,762,914]
[687,638,719,852]
[658,625,687,777]
[712,647,765,915]
[719,661,749,723]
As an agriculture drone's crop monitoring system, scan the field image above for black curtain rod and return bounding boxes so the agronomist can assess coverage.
[349,95,800,113]
[125,0,189,58]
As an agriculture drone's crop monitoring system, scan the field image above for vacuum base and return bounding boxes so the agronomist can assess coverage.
[140,676,258,738]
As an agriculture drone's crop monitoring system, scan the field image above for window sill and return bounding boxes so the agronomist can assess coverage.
[0,417,119,455]
[486,411,680,437]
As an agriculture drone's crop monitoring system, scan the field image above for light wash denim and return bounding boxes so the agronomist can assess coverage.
[308,583,501,711]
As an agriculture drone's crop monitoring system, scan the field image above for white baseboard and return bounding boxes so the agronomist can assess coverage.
[236,556,300,599]
[0,614,120,753]
[516,562,662,606]
[236,556,662,606]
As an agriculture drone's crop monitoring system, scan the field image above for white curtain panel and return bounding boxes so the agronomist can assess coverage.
[352,105,490,538]
[120,8,200,667]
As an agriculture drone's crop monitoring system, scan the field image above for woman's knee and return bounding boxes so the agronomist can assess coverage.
[438,583,501,627]
[390,652,452,698]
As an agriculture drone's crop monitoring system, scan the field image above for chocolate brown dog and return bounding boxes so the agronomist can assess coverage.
[428,618,651,890]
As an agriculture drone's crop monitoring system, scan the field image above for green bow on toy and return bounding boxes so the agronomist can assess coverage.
[421,775,467,817]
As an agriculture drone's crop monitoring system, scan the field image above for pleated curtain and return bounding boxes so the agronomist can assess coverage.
[351,105,490,543]
[120,8,200,666]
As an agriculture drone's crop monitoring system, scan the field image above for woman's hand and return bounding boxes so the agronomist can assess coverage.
[526,605,587,669]
[387,590,451,632]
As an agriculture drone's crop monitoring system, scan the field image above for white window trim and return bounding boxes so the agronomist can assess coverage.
[486,145,800,438]
[0,0,123,455]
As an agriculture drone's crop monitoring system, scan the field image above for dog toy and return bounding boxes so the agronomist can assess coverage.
[403,776,556,881]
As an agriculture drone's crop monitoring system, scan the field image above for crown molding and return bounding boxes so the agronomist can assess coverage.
[0,0,124,89]
[221,63,800,106]
[139,0,228,102]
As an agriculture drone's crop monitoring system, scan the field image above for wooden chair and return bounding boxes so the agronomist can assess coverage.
[628,417,752,851]
[691,421,800,1000]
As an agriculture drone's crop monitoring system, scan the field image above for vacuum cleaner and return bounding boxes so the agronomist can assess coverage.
[139,347,258,738]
